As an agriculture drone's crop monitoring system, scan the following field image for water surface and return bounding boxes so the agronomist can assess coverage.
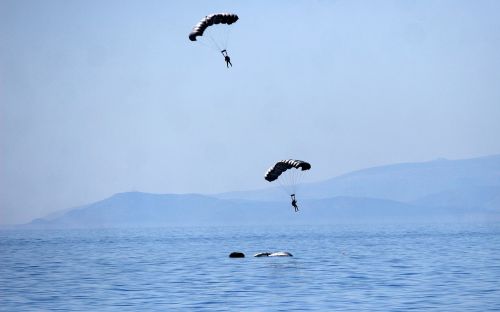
[1,223,499,311]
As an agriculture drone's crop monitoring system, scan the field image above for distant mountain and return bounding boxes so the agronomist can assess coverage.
[412,186,500,212]
[29,192,245,228]
[216,155,500,202]
[20,154,500,229]
[24,193,496,229]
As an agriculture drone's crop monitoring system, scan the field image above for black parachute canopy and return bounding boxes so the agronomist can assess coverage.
[189,13,239,41]
[264,160,311,182]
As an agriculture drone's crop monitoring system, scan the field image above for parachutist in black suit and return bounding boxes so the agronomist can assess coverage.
[225,55,232,67]
[221,50,232,67]
[291,194,299,212]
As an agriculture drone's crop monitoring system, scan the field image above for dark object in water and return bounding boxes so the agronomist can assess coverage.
[254,251,293,257]
[254,252,272,257]
[229,252,245,258]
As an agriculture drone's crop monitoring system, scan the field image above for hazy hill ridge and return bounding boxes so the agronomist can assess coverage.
[23,155,500,228]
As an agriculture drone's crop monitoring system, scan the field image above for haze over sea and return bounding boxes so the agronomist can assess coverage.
[1,223,499,311]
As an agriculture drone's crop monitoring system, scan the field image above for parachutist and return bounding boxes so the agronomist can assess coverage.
[225,55,232,68]
[264,159,310,212]
[291,194,299,212]
[221,50,232,68]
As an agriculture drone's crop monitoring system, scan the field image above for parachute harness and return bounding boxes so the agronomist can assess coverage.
[277,168,305,196]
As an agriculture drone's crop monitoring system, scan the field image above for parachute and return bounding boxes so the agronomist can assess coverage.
[264,160,311,195]
[188,13,239,52]
[189,13,239,41]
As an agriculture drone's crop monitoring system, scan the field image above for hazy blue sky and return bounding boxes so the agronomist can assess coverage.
[1,0,500,224]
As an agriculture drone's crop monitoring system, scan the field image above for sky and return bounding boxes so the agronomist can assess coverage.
[1,0,500,224]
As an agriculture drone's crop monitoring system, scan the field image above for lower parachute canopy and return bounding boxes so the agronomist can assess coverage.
[264,160,311,182]
[264,160,311,195]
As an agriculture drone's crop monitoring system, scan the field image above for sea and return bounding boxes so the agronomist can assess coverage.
[1,223,499,311]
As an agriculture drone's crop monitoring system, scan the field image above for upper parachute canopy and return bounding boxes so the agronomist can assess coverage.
[189,13,239,41]
[264,160,311,182]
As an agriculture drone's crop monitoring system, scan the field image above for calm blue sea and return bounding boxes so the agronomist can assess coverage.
[1,223,499,311]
